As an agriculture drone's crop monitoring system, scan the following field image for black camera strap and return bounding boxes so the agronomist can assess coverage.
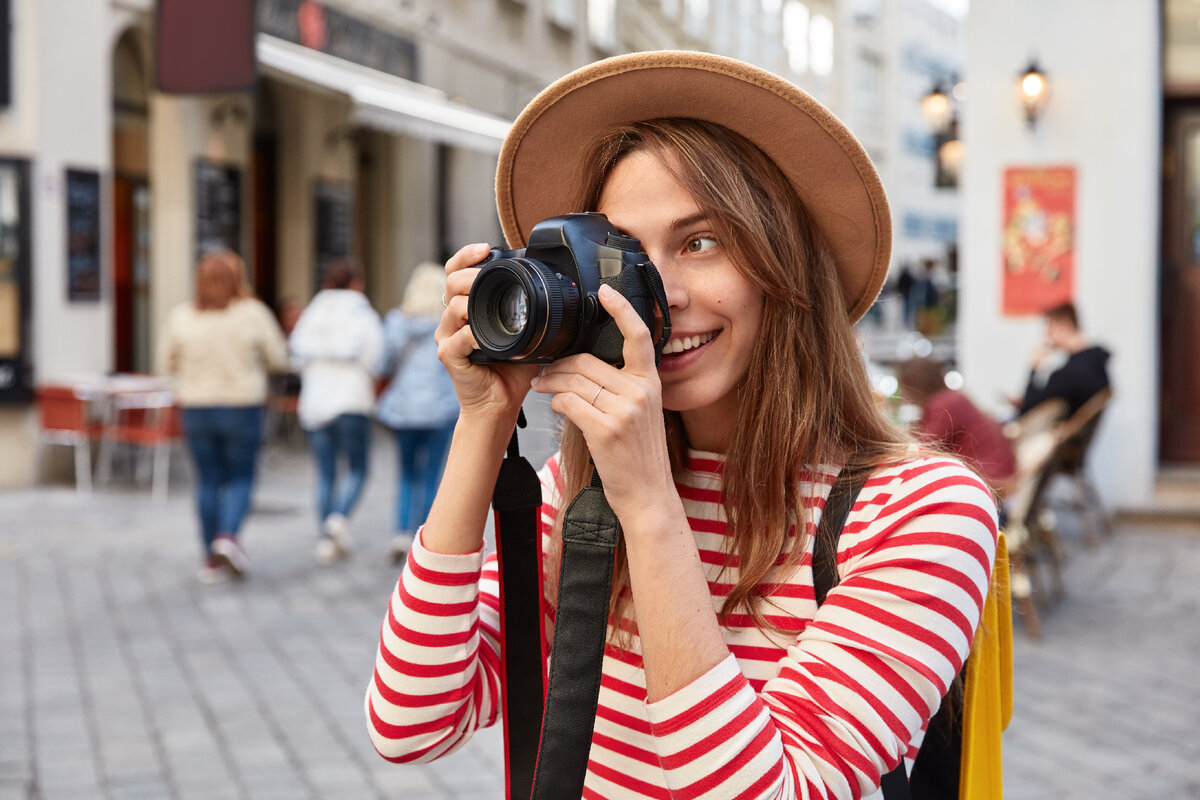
[638,262,672,362]
[495,421,620,800]
[492,411,545,800]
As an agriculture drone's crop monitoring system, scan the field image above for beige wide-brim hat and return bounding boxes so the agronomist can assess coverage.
[495,50,892,322]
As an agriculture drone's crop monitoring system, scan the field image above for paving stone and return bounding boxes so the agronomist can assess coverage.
[4,411,1197,800]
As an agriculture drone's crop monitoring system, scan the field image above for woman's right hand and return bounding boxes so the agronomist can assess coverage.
[437,243,540,425]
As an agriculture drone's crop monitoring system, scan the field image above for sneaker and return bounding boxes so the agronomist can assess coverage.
[197,558,231,585]
[315,535,345,565]
[389,531,416,565]
[212,535,250,578]
[323,513,353,551]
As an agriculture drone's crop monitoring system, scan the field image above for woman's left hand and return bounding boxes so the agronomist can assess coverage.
[529,284,675,525]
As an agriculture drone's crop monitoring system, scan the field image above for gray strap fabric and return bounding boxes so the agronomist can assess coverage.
[530,470,620,800]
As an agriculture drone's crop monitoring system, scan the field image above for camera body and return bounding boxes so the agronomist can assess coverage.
[467,213,667,365]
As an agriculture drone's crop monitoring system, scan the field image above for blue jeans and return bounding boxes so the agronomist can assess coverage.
[182,406,265,555]
[307,413,371,527]
[392,424,454,533]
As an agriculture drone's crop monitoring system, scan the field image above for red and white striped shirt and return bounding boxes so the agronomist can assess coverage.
[366,451,997,799]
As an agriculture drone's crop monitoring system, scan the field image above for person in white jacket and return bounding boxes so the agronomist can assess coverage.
[289,260,384,564]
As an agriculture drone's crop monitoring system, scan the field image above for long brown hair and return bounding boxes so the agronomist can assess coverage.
[550,119,913,637]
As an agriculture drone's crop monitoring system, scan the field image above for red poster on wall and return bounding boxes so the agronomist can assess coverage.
[1001,165,1075,315]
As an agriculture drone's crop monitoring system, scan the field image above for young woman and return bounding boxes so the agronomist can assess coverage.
[289,259,385,564]
[375,263,460,561]
[365,52,998,799]
[158,249,288,583]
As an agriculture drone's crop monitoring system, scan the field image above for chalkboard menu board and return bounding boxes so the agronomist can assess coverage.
[194,159,242,263]
[313,179,353,288]
[66,169,102,302]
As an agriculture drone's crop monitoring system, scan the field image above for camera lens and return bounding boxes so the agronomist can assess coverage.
[497,284,528,335]
[468,258,580,362]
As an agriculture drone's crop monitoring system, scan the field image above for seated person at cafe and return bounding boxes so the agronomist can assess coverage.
[1016,301,1110,417]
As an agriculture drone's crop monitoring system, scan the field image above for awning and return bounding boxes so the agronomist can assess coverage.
[255,34,512,153]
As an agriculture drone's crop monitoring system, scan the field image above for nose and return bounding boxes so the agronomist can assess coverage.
[650,253,688,312]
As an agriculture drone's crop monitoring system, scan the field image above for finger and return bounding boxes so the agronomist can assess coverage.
[436,294,472,344]
[438,324,481,364]
[548,388,608,425]
[446,243,492,274]
[536,353,634,400]
[445,267,479,302]
[598,284,655,374]
[530,367,609,408]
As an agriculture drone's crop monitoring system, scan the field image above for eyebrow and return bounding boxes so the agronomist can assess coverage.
[668,212,710,233]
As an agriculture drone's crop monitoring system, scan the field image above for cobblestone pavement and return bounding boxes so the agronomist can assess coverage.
[2,406,1198,799]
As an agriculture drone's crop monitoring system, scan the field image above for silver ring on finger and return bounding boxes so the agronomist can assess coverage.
[590,385,604,406]
[441,291,448,309]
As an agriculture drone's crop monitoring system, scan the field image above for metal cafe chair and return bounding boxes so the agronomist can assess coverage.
[1003,397,1069,450]
[1003,424,1062,639]
[95,389,181,503]
[34,384,106,493]
[1004,387,1114,637]
[1046,388,1114,544]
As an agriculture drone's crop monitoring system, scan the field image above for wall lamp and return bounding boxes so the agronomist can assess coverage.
[920,80,954,136]
[1018,58,1050,129]
[920,77,964,188]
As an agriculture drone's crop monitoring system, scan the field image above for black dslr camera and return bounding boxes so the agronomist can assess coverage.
[467,213,670,365]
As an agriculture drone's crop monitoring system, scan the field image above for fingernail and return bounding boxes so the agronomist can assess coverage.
[530,375,540,386]
[599,284,615,297]
[474,243,490,255]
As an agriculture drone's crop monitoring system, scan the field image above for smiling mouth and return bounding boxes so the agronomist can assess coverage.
[661,331,715,355]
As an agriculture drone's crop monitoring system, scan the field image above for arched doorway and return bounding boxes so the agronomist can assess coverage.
[111,30,151,373]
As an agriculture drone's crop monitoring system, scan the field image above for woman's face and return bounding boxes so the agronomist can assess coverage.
[597,149,764,447]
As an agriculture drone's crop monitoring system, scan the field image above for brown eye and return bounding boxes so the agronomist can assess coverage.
[686,237,717,253]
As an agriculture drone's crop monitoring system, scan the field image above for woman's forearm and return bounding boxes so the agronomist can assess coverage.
[420,414,519,555]
[621,503,731,703]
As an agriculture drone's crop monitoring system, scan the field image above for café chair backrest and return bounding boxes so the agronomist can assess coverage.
[1004,397,1069,448]
[36,385,93,439]
[1054,388,1113,474]
[34,384,102,493]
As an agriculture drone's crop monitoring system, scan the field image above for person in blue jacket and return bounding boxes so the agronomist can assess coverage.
[375,263,461,562]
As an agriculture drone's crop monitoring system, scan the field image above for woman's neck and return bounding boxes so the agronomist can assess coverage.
[680,403,735,453]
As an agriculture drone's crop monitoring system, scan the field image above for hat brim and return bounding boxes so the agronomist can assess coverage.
[495,50,891,322]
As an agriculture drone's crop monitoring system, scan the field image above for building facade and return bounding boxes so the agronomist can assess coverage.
[958,0,1177,512]
[2,0,966,489]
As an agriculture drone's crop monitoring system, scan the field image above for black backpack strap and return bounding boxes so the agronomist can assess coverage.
[812,468,868,605]
[813,468,913,800]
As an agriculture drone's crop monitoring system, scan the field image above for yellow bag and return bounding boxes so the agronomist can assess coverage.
[958,531,1014,798]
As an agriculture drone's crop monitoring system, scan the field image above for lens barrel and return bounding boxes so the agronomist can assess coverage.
[468,258,580,361]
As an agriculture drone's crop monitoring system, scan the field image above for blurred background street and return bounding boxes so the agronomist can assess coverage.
[3,0,1200,798]
[3,395,1199,799]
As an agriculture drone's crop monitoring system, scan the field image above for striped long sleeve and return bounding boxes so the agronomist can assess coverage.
[366,452,997,800]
